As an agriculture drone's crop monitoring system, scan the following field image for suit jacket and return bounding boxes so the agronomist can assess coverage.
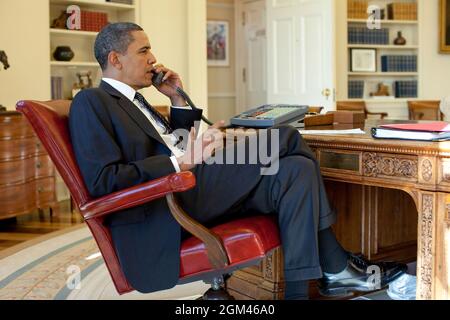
[69,81,203,293]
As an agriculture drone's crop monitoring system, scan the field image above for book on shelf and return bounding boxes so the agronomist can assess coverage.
[51,76,63,100]
[80,11,108,32]
[372,122,450,141]
[348,27,389,45]
[387,3,417,21]
[381,55,417,72]
[347,0,369,19]
[394,80,418,98]
[348,80,364,99]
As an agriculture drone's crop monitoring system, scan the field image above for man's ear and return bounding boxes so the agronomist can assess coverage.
[108,51,122,70]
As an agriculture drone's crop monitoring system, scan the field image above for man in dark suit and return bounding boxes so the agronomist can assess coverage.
[69,23,405,299]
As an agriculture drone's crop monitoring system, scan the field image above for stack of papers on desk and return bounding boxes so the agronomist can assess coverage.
[372,122,450,141]
[299,129,366,135]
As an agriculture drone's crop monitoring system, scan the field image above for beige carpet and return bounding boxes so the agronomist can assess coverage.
[0,225,209,300]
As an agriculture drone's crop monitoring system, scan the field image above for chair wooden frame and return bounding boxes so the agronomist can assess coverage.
[336,101,388,119]
[407,100,443,121]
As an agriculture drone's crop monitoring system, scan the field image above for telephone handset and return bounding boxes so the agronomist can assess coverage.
[151,71,215,126]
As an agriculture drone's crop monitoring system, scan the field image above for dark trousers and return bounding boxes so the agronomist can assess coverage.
[177,125,336,281]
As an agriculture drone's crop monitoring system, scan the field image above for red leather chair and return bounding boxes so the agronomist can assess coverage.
[16,100,281,299]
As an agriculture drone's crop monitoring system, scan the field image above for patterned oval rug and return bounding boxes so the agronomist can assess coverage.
[0,225,208,300]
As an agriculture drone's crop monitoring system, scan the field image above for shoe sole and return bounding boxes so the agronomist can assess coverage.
[318,285,383,297]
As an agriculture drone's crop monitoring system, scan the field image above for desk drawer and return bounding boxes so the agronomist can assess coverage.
[0,115,35,139]
[0,177,55,218]
[0,155,54,187]
[0,137,45,160]
[319,150,362,175]
[362,152,418,182]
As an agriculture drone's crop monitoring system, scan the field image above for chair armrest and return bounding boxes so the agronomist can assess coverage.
[166,194,229,269]
[80,171,196,220]
[81,171,230,269]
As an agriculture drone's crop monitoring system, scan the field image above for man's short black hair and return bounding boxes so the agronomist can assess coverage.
[94,22,143,70]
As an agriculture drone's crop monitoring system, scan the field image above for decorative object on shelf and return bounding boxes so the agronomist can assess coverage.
[51,11,71,29]
[53,46,75,61]
[0,105,6,112]
[440,0,450,53]
[350,48,376,72]
[370,83,391,97]
[72,71,93,98]
[394,31,407,45]
[207,20,229,67]
[0,50,10,70]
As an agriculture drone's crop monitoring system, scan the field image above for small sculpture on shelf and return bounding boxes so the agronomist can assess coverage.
[51,11,70,29]
[0,50,10,70]
[72,71,93,99]
[53,46,74,61]
[370,83,391,97]
[394,31,407,45]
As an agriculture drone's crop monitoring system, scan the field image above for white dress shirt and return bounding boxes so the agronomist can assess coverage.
[103,78,187,172]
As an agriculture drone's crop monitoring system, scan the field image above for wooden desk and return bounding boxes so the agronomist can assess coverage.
[226,120,450,300]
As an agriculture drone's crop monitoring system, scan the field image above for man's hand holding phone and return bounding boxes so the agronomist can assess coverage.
[177,120,226,171]
[151,64,186,106]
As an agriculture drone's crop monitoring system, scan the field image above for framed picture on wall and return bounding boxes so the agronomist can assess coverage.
[440,0,450,53]
[207,20,229,67]
[350,49,377,72]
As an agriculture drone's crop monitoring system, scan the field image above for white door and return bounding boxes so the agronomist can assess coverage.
[242,0,267,111]
[267,0,335,111]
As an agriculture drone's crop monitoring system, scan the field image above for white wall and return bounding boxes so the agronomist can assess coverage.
[0,0,50,110]
[420,0,450,99]
[140,0,208,116]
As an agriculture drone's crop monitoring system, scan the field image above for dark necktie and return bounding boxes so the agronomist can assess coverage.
[134,92,173,134]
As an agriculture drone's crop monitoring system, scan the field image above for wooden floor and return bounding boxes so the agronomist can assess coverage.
[0,200,84,252]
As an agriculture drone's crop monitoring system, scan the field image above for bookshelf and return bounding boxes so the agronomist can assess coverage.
[345,0,420,109]
[49,0,139,100]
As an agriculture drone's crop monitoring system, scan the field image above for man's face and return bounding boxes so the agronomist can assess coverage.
[117,30,157,90]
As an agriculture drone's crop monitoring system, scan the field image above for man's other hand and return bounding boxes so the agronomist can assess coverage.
[177,120,225,171]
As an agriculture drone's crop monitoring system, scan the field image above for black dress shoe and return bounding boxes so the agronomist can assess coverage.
[318,254,407,297]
